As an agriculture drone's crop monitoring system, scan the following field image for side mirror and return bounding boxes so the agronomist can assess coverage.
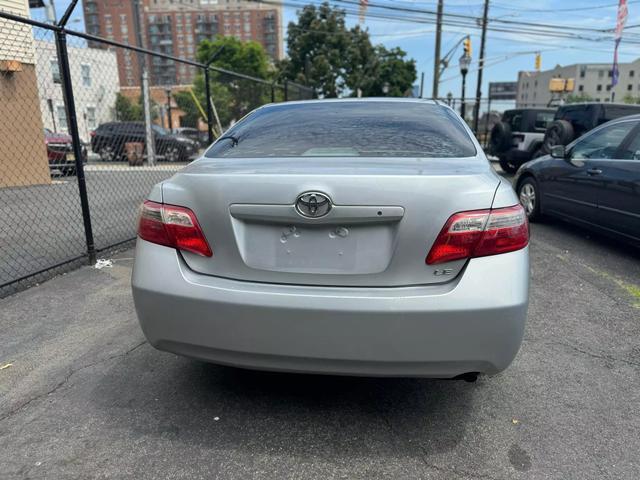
[550,145,566,159]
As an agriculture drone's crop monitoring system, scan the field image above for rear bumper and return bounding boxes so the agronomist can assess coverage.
[132,240,529,377]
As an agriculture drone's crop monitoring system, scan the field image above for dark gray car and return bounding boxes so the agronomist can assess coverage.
[515,115,640,244]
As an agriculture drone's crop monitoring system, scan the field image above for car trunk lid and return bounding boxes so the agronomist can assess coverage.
[161,157,500,287]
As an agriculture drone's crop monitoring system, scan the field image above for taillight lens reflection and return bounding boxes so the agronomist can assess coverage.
[426,204,528,265]
[138,200,213,257]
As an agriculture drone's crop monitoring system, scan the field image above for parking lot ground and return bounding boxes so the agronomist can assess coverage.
[2,207,640,479]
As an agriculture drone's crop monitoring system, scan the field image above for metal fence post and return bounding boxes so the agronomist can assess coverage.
[284,80,289,102]
[54,28,96,265]
[271,83,275,103]
[204,67,214,145]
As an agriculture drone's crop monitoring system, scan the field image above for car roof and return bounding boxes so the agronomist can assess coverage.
[264,97,441,108]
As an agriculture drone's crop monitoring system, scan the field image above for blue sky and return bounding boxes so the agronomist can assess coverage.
[31,0,640,108]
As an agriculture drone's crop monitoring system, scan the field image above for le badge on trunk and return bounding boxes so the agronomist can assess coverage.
[295,192,332,218]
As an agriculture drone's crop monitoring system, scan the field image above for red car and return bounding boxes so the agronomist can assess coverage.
[45,128,87,176]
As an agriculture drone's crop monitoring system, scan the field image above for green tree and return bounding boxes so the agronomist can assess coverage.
[353,46,416,97]
[622,93,640,104]
[280,2,416,98]
[279,2,351,97]
[114,93,142,121]
[189,36,273,126]
[173,91,201,128]
[114,93,160,122]
[565,93,594,103]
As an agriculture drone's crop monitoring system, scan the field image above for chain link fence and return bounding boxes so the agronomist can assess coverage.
[0,9,313,297]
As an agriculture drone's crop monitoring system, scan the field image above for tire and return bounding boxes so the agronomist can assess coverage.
[543,120,574,151]
[499,156,519,174]
[164,145,183,162]
[517,176,542,222]
[489,121,512,154]
[99,144,116,162]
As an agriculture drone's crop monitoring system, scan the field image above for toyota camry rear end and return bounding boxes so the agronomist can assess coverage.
[132,99,529,378]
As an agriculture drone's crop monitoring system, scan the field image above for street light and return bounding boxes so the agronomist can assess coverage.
[459,54,471,120]
[165,87,173,131]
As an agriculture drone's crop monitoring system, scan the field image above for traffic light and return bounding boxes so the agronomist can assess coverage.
[463,36,472,57]
[535,52,541,71]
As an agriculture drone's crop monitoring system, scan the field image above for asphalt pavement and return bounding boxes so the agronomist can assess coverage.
[1,172,640,479]
[0,164,184,295]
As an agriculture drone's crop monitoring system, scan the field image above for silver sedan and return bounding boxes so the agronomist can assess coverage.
[132,98,529,380]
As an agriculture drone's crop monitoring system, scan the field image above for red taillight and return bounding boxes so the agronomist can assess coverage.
[138,200,213,257]
[426,204,528,265]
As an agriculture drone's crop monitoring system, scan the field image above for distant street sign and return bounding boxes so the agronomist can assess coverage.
[549,78,575,93]
[489,82,517,100]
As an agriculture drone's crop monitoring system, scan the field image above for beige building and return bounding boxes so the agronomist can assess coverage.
[517,58,640,107]
[0,0,50,187]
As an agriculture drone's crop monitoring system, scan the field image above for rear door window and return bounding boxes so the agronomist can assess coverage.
[205,102,477,158]
[534,112,554,131]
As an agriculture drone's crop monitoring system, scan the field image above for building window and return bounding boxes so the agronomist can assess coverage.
[608,70,613,78]
[606,84,611,91]
[57,106,68,130]
[597,84,602,91]
[50,60,61,83]
[631,70,635,77]
[81,64,91,87]
[85,107,97,129]
[628,84,633,91]
[599,70,604,78]
[578,85,584,92]
[580,67,586,78]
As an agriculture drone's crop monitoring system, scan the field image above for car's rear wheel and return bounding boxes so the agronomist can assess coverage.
[517,177,541,222]
[499,156,519,174]
[99,145,116,162]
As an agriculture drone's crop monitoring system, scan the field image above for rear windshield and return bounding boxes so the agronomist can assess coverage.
[204,102,477,158]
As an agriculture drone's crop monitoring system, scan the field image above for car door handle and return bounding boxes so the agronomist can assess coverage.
[586,168,603,176]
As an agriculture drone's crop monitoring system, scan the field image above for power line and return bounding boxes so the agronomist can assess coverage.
[256,0,640,44]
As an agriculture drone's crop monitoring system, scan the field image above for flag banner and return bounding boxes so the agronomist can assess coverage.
[612,0,628,86]
[359,0,368,24]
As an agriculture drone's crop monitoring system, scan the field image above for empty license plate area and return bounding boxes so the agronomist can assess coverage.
[235,221,396,274]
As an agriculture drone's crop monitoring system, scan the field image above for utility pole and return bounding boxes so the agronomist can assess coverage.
[431,0,443,99]
[419,72,425,98]
[132,0,156,165]
[473,0,489,133]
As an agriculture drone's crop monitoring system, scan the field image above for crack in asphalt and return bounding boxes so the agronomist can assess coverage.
[553,341,640,369]
[0,340,147,424]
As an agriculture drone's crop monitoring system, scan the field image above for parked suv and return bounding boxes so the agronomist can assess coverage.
[91,122,199,162]
[489,108,555,173]
[536,102,640,158]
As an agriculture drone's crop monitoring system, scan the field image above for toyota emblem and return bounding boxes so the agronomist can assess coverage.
[295,192,332,218]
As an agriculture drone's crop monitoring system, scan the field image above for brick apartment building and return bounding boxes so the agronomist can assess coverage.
[82,0,282,87]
